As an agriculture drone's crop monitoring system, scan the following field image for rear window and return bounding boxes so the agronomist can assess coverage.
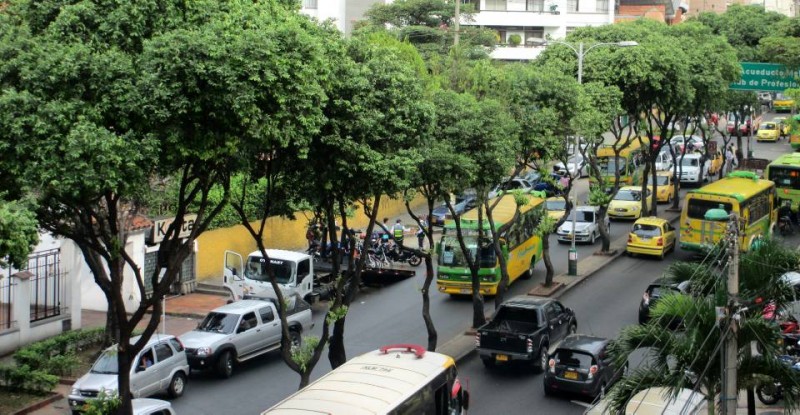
[686,199,733,220]
[495,306,540,325]
[648,284,680,298]
[633,224,661,237]
[554,349,595,368]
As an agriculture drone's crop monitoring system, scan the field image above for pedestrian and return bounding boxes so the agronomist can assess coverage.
[416,216,427,249]
[392,219,407,247]
[725,145,735,174]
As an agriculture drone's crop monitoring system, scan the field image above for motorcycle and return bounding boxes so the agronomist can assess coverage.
[385,245,423,267]
[757,355,800,405]
[779,214,794,236]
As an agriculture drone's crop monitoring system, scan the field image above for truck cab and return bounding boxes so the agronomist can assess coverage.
[223,249,315,304]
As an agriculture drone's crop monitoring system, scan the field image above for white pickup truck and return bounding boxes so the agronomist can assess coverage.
[179,296,313,378]
[556,206,608,244]
[677,153,711,185]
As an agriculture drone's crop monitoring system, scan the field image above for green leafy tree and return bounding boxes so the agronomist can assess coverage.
[608,239,800,414]
[760,18,800,71]
[0,1,329,412]
[693,4,786,62]
[0,199,39,269]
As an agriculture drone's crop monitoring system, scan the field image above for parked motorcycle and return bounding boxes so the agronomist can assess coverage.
[779,215,794,236]
[385,245,423,267]
[757,355,800,405]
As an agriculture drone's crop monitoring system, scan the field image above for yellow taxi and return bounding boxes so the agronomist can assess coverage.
[626,217,677,259]
[774,116,791,137]
[545,197,567,220]
[608,186,652,220]
[757,122,780,142]
[646,171,678,204]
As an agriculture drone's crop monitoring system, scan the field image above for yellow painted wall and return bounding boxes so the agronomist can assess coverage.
[196,195,426,281]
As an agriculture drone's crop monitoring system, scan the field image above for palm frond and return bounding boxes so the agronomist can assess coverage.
[739,237,800,307]
[605,365,693,414]
[740,353,800,413]
[665,261,718,296]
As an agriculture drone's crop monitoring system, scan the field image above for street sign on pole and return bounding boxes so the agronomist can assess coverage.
[730,62,800,92]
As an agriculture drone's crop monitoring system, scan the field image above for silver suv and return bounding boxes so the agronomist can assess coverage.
[69,334,189,413]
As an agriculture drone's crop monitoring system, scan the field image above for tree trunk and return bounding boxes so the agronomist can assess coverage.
[422,255,438,351]
[599,205,611,252]
[104,301,120,348]
[542,233,554,286]
[486,200,511,311]
[328,315,348,369]
[471,204,486,328]
[642,160,652,216]
[649,160,658,216]
[116,338,133,415]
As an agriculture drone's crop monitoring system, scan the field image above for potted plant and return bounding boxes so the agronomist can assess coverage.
[508,34,522,47]
[549,3,559,13]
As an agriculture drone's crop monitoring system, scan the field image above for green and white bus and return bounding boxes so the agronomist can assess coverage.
[767,153,800,212]
[436,193,545,296]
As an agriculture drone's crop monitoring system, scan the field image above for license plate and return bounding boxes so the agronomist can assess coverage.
[640,237,650,242]
[460,288,470,294]
[496,354,509,362]
[563,371,579,380]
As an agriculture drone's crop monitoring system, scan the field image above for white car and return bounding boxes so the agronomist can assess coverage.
[677,153,711,184]
[669,135,703,154]
[554,155,588,178]
[655,151,673,171]
[133,399,176,415]
[556,206,609,244]
[488,178,534,199]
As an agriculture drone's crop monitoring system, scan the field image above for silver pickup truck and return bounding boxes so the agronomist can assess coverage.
[179,295,313,378]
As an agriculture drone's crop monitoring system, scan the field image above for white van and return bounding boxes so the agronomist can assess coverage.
[655,151,673,171]
[585,387,706,414]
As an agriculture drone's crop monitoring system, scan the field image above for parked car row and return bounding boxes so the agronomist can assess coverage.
[69,296,313,414]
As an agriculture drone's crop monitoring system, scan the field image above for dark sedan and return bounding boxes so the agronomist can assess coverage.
[638,278,691,325]
[543,334,625,400]
[430,196,477,226]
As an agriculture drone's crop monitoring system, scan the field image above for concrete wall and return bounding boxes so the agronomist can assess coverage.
[195,194,426,281]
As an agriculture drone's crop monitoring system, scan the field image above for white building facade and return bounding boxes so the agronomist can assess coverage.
[462,0,616,60]
[300,0,391,34]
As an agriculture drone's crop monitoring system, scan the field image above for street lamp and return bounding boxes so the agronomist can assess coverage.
[540,39,638,276]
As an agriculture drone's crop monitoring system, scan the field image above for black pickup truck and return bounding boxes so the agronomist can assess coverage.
[476,296,577,372]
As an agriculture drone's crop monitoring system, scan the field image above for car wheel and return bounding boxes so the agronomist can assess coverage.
[217,350,234,379]
[521,257,535,280]
[534,346,548,373]
[568,323,577,335]
[591,231,597,244]
[168,371,187,398]
[659,250,665,260]
[667,193,672,204]
[544,384,555,397]
[481,357,496,368]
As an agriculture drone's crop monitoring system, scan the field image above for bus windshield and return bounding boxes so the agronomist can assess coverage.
[245,257,293,284]
[439,236,496,268]
[597,157,626,175]
[687,199,733,220]
[769,166,800,189]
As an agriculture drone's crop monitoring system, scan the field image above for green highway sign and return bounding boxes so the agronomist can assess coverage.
[730,62,800,92]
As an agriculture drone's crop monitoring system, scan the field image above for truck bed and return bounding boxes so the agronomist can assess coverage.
[314,258,417,285]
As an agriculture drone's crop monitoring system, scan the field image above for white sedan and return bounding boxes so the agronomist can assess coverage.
[554,155,588,178]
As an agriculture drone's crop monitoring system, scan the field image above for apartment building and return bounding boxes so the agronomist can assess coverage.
[300,0,388,34]
[460,0,616,60]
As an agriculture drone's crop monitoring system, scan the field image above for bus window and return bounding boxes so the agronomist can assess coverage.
[439,236,495,268]
[687,199,733,220]
[768,167,800,189]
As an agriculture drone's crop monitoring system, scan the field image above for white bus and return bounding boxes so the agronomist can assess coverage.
[262,344,470,415]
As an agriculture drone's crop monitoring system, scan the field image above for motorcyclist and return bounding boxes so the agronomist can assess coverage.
[779,201,794,232]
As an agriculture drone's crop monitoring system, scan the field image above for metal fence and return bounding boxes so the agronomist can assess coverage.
[25,249,63,322]
[0,276,13,330]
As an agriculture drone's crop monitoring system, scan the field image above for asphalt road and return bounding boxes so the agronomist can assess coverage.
[172,121,794,415]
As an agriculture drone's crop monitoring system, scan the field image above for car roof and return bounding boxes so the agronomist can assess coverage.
[633,216,668,226]
[557,334,609,355]
[128,334,177,349]
[781,271,800,287]
[246,249,310,262]
[132,398,172,414]
[503,295,551,308]
[212,299,272,315]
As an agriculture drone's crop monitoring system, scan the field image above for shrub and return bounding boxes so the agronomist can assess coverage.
[0,364,58,393]
[81,389,120,415]
[508,34,522,47]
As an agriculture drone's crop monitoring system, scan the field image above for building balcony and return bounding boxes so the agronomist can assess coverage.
[490,45,547,61]
[467,10,566,27]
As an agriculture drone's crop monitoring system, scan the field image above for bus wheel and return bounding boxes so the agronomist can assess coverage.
[521,257,535,280]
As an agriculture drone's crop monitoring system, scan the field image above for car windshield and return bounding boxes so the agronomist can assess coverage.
[647,176,669,186]
[597,157,626,175]
[681,157,699,167]
[439,236,496,268]
[633,224,661,237]
[245,257,293,284]
[761,123,776,130]
[614,190,640,202]
[197,312,239,334]
[567,210,595,223]
[91,350,120,375]
[554,349,595,368]
[546,200,566,211]
[648,285,680,299]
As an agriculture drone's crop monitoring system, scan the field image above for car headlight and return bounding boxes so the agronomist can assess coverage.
[71,388,80,396]
[631,206,639,211]
[196,346,212,357]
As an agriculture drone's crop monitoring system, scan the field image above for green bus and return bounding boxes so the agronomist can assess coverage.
[767,153,800,212]
[436,193,544,296]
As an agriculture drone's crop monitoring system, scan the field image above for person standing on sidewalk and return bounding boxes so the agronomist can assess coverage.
[392,219,407,248]
[416,216,427,249]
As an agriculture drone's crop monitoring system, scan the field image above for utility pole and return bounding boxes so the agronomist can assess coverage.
[722,213,739,415]
[454,0,460,46]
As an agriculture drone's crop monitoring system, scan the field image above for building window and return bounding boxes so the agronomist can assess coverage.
[596,0,608,12]
[485,0,507,11]
[527,0,545,11]
[524,28,545,45]
[567,0,578,12]
[302,0,317,9]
